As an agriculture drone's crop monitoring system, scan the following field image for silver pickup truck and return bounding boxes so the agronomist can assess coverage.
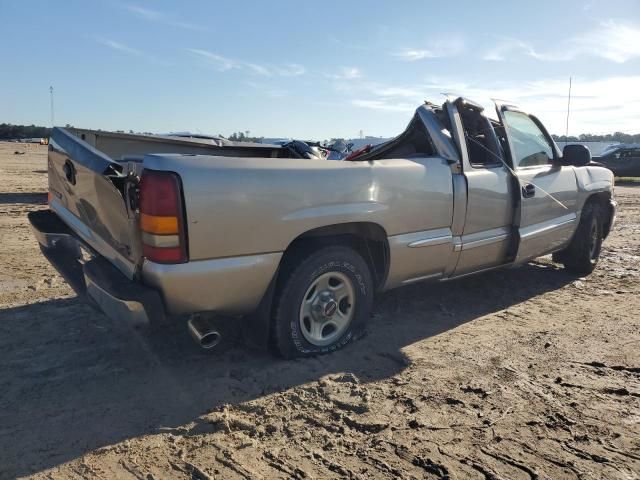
[29,97,617,357]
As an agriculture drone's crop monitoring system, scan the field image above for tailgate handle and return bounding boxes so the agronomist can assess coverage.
[63,160,76,185]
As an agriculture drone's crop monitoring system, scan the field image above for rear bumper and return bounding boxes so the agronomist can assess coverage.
[141,251,282,316]
[28,209,165,327]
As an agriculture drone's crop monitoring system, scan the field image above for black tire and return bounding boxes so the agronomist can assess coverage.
[558,202,604,274]
[272,246,373,358]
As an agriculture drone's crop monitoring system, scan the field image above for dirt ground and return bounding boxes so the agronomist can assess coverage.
[0,141,638,480]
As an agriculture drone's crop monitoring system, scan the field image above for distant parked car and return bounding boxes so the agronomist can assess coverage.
[593,144,640,177]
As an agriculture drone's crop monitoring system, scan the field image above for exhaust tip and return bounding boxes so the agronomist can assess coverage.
[199,331,221,349]
[188,316,223,350]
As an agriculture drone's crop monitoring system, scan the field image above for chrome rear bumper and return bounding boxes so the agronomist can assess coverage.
[28,209,165,327]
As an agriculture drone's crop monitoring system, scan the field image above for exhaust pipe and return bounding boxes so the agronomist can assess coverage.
[188,316,222,350]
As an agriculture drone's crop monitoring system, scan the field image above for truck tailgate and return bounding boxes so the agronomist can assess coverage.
[47,127,140,279]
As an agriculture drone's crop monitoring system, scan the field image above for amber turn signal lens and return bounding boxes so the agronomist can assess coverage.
[140,213,179,234]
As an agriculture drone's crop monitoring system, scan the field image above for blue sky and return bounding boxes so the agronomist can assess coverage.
[1,0,639,139]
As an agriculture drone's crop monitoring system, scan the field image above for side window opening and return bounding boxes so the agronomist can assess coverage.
[456,101,503,168]
[491,120,509,153]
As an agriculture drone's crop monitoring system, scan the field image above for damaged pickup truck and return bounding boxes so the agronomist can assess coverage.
[29,97,617,357]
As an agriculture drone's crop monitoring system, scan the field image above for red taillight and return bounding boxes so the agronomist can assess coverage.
[139,170,187,264]
[142,244,184,263]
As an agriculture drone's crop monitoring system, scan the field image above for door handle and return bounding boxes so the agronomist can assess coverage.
[522,183,535,198]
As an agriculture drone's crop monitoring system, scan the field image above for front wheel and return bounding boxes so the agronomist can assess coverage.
[556,202,604,274]
[272,246,373,358]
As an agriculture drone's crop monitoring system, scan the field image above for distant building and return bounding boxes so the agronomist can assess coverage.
[18,138,48,145]
[347,136,391,150]
[259,138,292,145]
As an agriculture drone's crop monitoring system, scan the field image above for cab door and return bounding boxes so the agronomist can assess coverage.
[446,98,514,275]
[496,103,580,264]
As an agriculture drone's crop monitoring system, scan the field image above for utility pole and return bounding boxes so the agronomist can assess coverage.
[565,77,572,146]
[50,86,55,127]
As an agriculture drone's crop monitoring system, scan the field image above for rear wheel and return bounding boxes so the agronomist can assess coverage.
[556,202,604,274]
[272,246,373,358]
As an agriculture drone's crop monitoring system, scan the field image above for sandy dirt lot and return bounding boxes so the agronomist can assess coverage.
[0,141,638,479]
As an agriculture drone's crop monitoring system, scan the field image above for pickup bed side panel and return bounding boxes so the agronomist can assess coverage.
[141,154,454,308]
[143,154,454,260]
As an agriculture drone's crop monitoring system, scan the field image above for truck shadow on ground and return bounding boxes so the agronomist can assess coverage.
[0,192,47,205]
[0,261,579,477]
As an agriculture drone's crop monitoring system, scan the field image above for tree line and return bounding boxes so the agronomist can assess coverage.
[0,123,51,140]
[2,123,639,144]
[227,131,263,143]
[552,132,640,143]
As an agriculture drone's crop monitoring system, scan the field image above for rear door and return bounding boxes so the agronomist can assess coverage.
[496,104,580,263]
[48,128,140,279]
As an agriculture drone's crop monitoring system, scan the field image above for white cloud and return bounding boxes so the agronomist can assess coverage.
[276,64,306,77]
[351,99,416,112]
[394,38,465,61]
[186,49,238,71]
[325,67,362,80]
[125,4,162,21]
[483,38,574,62]
[344,75,640,134]
[484,20,640,63]
[394,49,439,61]
[573,20,640,63]
[368,84,424,98]
[187,49,306,78]
[483,39,533,61]
[97,38,142,56]
[123,4,204,31]
[244,62,272,77]
[97,38,172,66]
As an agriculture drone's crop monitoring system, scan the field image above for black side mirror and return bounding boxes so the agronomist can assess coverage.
[562,144,591,167]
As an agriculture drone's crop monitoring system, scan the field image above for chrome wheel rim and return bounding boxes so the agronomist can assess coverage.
[299,271,355,347]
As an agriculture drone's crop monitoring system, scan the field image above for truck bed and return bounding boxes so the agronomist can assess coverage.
[45,128,308,280]
[64,128,292,162]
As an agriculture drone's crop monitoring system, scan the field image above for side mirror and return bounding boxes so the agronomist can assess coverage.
[562,144,591,167]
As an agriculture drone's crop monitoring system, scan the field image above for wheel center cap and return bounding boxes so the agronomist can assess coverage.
[323,299,338,317]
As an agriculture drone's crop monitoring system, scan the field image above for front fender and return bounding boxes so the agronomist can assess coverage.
[573,165,614,211]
